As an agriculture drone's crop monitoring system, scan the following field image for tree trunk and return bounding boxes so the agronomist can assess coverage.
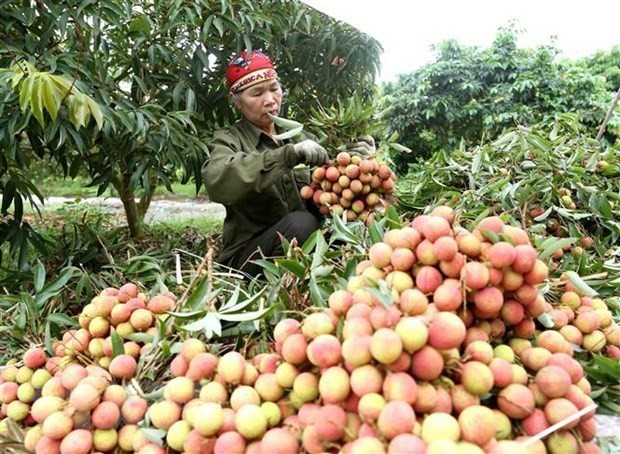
[112,173,143,238]
[596,87,620,141]
[138,172,158,218]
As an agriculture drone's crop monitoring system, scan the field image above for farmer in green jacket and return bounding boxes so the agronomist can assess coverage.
[202,50,374,277]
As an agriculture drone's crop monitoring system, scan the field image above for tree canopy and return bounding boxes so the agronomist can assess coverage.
[382,26,618,171]
[0,0,382,266]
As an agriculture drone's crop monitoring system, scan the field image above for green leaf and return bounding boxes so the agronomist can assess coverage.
[86,97,104,129]
[479,229,500,244]
[342,258,358,280]
[213,16,224,36]
[141,428,165,446]
[537,312,555,329]
[311,232,328,271]
[167,309,206,320]
[562,271,598,297]
[44,321,54,356]
[110,330,124,358]
[276,259,306,278]
[35,267,76,308]
[533,206,553,222]
[592,355,620,378]
[218,306,273,322]
[301,230,319,255]
[219,285,241,311]
[30,77,45,127]
[185,275,209,310]
[384,205,402,229]
[366,287,394,308]
[34,261,46,293]
[471,146,484,175]
[272,125,303,141]
[19,76,35,111]
[309,279,328,306]
[186,88,195,111]
[253,259,279,276]
[330,213,361,245]
[203,312,222,339]
[126,333,154,343]
[538,238,576,260]
[47,313,75,327]
[1,178,16,214]
[3,417,25,443]
[268,114,303,129]
[182,313,215,332]
[368,219,385,244]
[41,76,60,120]
[311,265,333,278]
[130,15,151,35]
[588,387,608,399]
[219,288,267,314]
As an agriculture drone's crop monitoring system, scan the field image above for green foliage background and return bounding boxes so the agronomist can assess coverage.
[382,26,619,171]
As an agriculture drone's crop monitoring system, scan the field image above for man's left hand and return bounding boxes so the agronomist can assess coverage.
[346,135,376,157]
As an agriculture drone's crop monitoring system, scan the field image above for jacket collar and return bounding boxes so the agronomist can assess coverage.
[238,117,284,147]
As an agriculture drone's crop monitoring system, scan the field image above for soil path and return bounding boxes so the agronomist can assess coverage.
[43,196,226,223]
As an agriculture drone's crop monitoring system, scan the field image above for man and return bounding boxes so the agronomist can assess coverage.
[202,50,374,277]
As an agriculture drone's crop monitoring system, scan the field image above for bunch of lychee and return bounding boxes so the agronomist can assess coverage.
[300,152,395,222]
[1,348,150,454]
[1,348,56,436]
[131,339,303,453]
[547,287,619,359]
[49,284,177,380]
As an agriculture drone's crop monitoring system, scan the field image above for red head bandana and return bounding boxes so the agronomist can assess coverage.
[226,50,279,94]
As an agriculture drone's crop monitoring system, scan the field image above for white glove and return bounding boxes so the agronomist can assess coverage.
[346,135,376,156]
[293,140,329,167]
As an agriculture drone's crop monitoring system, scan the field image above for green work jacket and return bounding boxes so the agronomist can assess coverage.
[202,118,314,264]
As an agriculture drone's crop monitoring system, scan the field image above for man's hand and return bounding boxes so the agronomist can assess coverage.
[346,135,376,157]
[293,140,329,167]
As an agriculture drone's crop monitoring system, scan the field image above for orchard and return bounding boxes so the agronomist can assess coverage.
[1,2,619,454]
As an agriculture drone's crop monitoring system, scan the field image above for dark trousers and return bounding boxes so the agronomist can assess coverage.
[226,211,321,277]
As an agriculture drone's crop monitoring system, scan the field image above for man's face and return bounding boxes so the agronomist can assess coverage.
[236,80,282,132]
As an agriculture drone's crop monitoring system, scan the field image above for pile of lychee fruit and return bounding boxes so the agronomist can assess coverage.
[300,152,395,222]
[548,286,619,359]
[50,284,177,379]
[1,206,615,453]
[0,348,150,453]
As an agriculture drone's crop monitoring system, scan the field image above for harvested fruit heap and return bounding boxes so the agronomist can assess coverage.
[1,207,618,453]
[300,152,395,222]
[53,284,177,377]
[548,286,619,359]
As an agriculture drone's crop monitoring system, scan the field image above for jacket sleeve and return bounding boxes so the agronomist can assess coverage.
[202,130,299,205]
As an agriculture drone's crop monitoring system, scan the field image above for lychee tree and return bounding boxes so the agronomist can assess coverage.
[382,25,618,168]
[0,0,382,259]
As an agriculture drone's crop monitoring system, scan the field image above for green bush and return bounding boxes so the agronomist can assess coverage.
[383,26,618,171]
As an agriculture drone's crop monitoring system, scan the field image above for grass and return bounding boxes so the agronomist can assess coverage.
[35,175,203,199]
[25,200,223,231]
[148,215,223,235]
[3,203,222,277]
[28,163,204,200]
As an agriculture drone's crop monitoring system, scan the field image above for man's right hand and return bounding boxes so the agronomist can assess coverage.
[293,140,329,167]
